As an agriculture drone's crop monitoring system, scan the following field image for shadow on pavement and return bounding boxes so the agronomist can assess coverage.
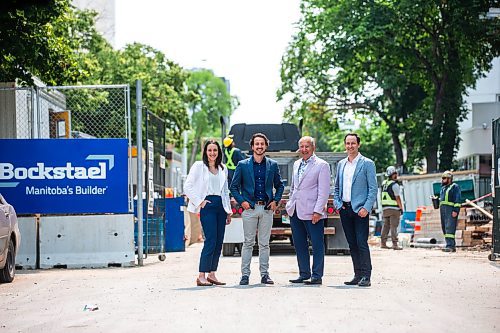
[329,285,370,289]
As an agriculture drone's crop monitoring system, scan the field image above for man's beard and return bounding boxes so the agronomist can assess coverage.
[254,149,266,156]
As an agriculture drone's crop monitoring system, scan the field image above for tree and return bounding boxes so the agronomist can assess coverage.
[279,0,500,172]
[0,0,88,85]
[298,111,395,173]
[186,69,239,166]
[101,43,193,143]
[330,119,396,174]
[1,1,237,146]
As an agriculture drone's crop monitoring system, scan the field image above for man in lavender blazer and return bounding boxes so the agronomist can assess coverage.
[286,136,331,285]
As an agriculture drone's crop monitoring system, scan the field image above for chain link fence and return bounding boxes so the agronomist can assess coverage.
[0,84,133,211]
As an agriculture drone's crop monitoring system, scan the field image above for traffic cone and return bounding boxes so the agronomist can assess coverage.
[414,207,422,232]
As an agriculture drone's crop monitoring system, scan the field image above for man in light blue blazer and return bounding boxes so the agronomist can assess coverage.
[333,133,377,287]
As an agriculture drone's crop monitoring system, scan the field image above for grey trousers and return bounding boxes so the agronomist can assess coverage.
[241,205,273,277]
[381,209,401,244]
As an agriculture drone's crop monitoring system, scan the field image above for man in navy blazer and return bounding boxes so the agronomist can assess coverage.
[333,133,377,287]
[230,133,284,285]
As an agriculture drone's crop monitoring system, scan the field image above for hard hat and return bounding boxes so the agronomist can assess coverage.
[386,166,397,177]
[442,170,453,179]
[223,135,234,147]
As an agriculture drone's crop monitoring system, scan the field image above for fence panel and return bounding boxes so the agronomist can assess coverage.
[141,109,167,256]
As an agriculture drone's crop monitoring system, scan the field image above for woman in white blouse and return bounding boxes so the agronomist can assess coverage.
[184,140,232,286]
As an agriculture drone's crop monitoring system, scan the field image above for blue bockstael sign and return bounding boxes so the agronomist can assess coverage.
[0,139,129,214]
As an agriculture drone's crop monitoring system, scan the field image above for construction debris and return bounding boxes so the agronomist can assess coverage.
[411,204,493,249]
[456,206,493,248]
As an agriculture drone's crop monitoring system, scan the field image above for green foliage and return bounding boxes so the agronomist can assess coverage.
[187,69,239,164]
[0,1,238,147]
[280,0,500,172]
[0,1,198,143]
[187,70,238,138]
[312,117,395,173]
[57,12,193,142]
[0,0,87,85]
[355,121,396,174]
[96,43,193,143]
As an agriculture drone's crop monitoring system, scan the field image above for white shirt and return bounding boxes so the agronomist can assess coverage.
[183,161,232,214]
[342,153,361,202]
[207,171,222,195]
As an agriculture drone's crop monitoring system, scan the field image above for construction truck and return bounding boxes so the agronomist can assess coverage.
[222,123,349,256]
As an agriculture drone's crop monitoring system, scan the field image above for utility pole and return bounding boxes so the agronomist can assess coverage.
[136,80,144,266]
[181,130,188,188]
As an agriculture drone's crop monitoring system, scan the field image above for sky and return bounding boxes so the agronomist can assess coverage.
[115,0,302,126]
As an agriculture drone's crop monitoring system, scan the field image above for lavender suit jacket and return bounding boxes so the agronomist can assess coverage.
[285,155,331,220]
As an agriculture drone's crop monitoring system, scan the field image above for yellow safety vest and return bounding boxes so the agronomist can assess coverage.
[381,180,398,207]
[440,183,461,208]
[225,148,236,170]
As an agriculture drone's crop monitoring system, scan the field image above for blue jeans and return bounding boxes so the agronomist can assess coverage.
[290,213,325,279]
[440,205,457,249]
[199,195,227,272]
[340,203,372,279]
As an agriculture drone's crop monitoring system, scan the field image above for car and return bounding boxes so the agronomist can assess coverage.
[0,193,20,283]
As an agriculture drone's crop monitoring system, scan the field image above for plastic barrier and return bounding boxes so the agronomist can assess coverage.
[400,211,416,234]
[165,197,186,252]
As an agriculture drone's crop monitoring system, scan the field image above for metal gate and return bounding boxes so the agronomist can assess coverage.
[140,109,167,257]
[491,117,500,260]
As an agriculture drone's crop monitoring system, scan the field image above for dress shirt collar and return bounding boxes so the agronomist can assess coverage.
[252,156,266,165]
[301,154,316,164]
[347,153,361,164]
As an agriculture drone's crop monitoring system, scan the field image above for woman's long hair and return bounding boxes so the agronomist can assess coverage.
[202,139,224,170]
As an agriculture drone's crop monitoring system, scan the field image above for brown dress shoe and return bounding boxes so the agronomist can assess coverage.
[207,277,226,285]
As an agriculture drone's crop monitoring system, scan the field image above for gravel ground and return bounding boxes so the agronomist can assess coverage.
[0,244,499,333]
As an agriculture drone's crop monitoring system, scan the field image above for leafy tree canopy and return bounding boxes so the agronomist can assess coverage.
[1,1,238,145]
[0,0,87,85]
[280,0,500,172]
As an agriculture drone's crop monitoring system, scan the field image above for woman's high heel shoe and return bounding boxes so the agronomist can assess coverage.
[196,278,213,286]
[207,277,226,286]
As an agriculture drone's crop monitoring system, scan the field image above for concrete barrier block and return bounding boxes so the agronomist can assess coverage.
[16,216,37,269]
[39,214,135,269]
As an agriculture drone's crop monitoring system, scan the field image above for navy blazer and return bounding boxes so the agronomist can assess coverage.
[230,156,284,207]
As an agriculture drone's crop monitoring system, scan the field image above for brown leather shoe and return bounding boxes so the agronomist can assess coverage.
[207,277,226,286]
[196,278,213,286]
[381,243,390,249]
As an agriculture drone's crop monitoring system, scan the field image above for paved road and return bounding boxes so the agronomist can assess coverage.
[1,244,499,332]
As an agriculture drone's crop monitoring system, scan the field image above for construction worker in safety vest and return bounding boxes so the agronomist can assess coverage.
[380,166,404,250]
[439,171,462,252]
[223,135,246,186]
